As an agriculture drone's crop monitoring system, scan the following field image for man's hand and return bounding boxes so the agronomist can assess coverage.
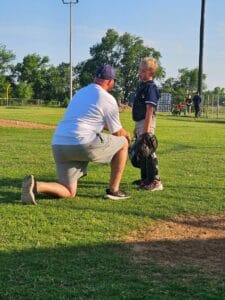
[113,128,131,144]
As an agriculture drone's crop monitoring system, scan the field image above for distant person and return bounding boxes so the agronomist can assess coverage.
[131,57,163,191]
[177,102,184,114]
[192,92,202,118]
[185,95,192,114]
[21,64,131,205]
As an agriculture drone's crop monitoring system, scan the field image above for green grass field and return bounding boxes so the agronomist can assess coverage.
[0,106,225,299]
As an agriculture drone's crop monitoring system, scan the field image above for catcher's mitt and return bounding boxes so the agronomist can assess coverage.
[128,139,141,168]
[137,133,158,158]
[128,133,158,168]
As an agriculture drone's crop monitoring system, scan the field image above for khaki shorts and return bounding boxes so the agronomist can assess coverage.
[52,133,126,186]
[135,115,156,137]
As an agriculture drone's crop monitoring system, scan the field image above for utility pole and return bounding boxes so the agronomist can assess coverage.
[62,0,79,101]
[198,0,206,99]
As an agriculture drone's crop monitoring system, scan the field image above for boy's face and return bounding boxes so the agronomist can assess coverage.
[138,66,152,81]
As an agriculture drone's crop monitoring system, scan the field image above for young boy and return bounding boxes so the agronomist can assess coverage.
[132,57,163,191]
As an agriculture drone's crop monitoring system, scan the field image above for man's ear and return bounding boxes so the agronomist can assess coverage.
[107,79,114,90]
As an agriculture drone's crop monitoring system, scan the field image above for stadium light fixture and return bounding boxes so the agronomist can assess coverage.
[62,0,79,101]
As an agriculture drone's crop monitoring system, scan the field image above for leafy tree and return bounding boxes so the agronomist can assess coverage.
[41,63,70,103]
[213,86,225,95]
[178,68,206,94]
[204,86,225,105]
[75,29,165,102]
[0,44,15,74]
[13,55,71,103]
[0,75,8,98]
[117,32,164,101]
[14,82,33,100]
[162,68,206,104]
[13,53,49,99]
[0,44,15,97]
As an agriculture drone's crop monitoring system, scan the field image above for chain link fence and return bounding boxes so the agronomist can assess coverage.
[158,93,172,112]
[202,94,225,119]
[157,93,225,120]
[0,98,61,106]
[1,94,225,120]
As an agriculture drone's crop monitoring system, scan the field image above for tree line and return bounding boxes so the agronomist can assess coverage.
[0,28,224,105]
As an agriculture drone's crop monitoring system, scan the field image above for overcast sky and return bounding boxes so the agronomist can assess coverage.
[1,0,224,90]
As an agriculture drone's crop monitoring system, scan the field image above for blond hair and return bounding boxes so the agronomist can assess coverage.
[139,57,158,76]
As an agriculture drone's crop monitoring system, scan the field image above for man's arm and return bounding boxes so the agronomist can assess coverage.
[143,104,154,133]
[113,127,131,144]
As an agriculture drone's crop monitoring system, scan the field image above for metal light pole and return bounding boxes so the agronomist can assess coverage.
[198,0,206,99]
[62,0,79,101]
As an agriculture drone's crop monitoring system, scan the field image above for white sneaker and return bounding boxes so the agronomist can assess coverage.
[21,175,37,205]
[104,189,130,200]
[143,180,163,191]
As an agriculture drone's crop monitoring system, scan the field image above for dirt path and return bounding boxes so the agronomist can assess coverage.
[0,119,55,129]
[125,215,225,273]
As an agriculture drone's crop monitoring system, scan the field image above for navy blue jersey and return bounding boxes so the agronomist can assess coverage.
[193,94,201,105]
[132,80,160,122]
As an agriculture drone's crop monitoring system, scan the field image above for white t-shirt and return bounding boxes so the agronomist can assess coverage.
[52,83,122,145]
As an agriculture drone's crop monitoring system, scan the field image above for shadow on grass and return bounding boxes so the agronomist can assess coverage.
[4,106,24,110]
[170,215,225,230]
[0,178,118,205]
[160,143,197,154]
[0,178,108,204]
[1,176,224,209]
[201,119,225,125]
[164,115,225,125]
[0,178,22,204]
[0,239,225,299]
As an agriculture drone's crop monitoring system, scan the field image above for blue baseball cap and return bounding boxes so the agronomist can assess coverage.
[95,64,116,80]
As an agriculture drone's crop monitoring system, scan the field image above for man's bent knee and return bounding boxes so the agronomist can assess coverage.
[64,183,77,198]
[122,138,129,150]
